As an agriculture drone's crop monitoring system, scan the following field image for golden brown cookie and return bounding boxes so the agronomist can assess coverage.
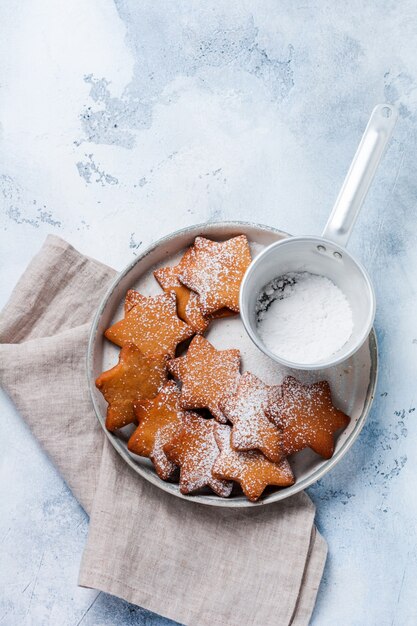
[95,343,168,432]
[154,250,236,334]
[128,381,184,480]
[163,412,233,497]
[221,372,284,462]
[212,424,294,502]
[154,261,209,334]
[104,292,194,357]
[167,335,240,423]
[266,376,350,459]
[177,235,252,315]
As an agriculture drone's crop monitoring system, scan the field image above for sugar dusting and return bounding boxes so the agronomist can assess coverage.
[222,372,282,460]
[166,413,233,497]
[178,235,252,314]
[256,272,353,365]
[105,291,194,357]
[212,424,294,501]
[168,335,241,423]
[266,377,350,457]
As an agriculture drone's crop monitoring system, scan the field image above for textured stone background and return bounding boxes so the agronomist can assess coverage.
[1,1,416,625]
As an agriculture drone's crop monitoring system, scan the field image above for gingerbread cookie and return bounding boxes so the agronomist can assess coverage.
[266,376,350,459]
[177,235,252,315]
[128,381,184,480]
[104,292,194,357]
[95,343,167,432]
[154,260,209,335]
[163,413,233,497]
[221,372,284,462]
[167,335,240,423]
[212,424,294,501]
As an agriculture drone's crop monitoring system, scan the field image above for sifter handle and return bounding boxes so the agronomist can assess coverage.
[322,104,398,247]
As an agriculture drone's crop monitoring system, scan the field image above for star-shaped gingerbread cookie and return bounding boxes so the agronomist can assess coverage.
[128,381,184,480]
[167,335,241,423]
[163,413,233,497]
[177,235,252,315]
[104,292,194,357]
[266,376,350,459]
[221,371,284,462]
[212,424,294,502]
[95,343,168,431]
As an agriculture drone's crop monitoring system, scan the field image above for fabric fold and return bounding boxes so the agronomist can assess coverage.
[0,235,327,626]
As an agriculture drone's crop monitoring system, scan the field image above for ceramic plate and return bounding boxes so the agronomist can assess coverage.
[88,221,377,507]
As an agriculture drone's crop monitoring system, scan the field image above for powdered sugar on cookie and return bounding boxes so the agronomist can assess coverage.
[178,235,251,315]
[221,372,284,462]
[212,424,294,501]
[164,413,233,497]
[266,376,350,459]
[168,335,241,423]
[105,291,194,357]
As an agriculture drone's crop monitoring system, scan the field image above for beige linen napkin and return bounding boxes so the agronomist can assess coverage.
[0,235,327,626]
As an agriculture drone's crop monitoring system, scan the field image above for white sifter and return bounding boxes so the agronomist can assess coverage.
[240,104,398,370]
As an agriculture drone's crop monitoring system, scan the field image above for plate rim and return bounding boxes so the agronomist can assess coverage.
[87,220,378,508]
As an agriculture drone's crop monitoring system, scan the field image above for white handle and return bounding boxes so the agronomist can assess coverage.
[322,104,398,247]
